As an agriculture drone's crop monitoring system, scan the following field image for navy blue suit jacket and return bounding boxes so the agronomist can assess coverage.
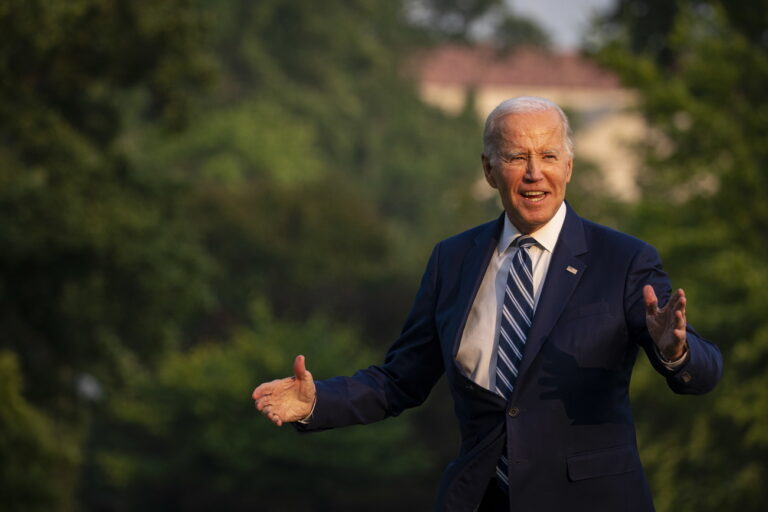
[298,204,723,511]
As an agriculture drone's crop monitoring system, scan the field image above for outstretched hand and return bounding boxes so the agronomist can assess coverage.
[643,285,688,361]
[252,355,316,427]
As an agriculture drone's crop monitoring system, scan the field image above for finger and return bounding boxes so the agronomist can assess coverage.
[255,398,270,411]
[643,285,658,315]
[671,309,686,343]
[293,354,308,381]
[670,294,685,316]
[273,411,284,427]
[265,409,284,427]
[663,288,683,313]
[258,399,270,412]
[252,382,274,400]
[676,309,686,330]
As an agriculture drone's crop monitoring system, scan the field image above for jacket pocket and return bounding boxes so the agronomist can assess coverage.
[566,444,640,481]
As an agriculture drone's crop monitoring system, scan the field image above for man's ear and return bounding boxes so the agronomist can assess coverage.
[481,153,498,188]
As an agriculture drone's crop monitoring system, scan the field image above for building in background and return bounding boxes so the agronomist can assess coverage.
[411,45,645,200]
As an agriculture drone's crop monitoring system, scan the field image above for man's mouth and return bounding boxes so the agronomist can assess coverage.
[521,191,547,202]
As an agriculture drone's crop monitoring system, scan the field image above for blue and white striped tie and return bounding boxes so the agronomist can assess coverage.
[495,236,537,491]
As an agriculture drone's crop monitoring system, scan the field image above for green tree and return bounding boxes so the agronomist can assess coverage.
[90,303,434,511]
[138,0,498,340]
[406,0,550,49]
[0,1,215,508]
[0,0,214,409]
[0,352,79,512]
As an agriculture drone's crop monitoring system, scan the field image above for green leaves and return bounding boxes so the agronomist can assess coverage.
[0,352,80,512]
[95,305,433,511]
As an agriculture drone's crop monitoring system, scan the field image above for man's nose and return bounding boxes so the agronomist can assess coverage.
[524,158,543,181]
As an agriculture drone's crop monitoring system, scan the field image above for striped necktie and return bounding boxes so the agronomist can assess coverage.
[495,235,537,491]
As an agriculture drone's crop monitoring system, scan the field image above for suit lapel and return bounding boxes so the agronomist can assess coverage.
[450,213,504,362]
[515,204,588,386]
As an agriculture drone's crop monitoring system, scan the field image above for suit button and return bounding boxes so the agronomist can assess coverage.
[508,407,520,417]
[681,371,692,383]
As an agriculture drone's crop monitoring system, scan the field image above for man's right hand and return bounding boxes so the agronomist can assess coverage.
[252,355,316,427]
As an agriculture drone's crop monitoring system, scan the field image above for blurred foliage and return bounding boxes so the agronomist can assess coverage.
[493,13,551,51]
[88,303,434,511]
[0,0,215,414]
[407,0,505,40]
[0,351,80,511]
[184,177,398,340]
[132,0,502,343]
[407,0,550,50]
[593,1,768,510]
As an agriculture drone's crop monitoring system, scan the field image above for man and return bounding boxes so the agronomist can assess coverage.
[252,97,723,511]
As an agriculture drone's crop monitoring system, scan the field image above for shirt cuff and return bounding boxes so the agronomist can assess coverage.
[656,343,688,370]
[296,397,317,424]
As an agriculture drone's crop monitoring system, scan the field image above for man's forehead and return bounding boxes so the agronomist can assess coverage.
[496,111,562,132]
[495,112,564,143]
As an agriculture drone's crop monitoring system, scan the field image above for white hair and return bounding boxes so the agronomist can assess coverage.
[482,96,574,156]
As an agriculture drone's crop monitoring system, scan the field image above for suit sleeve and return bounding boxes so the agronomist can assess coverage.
[296,243,445,432]
[624,243,723,394]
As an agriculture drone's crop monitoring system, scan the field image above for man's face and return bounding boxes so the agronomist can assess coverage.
[481,109,573,234]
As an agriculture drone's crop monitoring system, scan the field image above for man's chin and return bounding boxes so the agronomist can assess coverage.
[509,210,554,234]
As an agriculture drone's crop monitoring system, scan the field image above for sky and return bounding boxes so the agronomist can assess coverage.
[510,0,616,50]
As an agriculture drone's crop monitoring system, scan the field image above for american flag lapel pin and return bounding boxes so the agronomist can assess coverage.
[566,265,578,275]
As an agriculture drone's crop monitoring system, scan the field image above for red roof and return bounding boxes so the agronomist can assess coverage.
[411,45,621,89]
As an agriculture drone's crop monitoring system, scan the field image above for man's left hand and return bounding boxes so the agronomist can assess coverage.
[643,284,688,361]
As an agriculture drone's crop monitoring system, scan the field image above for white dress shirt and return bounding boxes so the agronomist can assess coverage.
[456,203,567,391]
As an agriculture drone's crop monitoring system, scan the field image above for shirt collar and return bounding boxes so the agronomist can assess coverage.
[497,201,567,254]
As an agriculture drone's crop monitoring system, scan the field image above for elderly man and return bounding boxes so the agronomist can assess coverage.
[252,97,723,511]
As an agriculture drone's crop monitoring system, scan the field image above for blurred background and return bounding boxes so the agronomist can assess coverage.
[1,0,766,510]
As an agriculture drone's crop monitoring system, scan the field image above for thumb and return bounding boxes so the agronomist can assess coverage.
[293,354,309,381]
[643,285,658,315]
